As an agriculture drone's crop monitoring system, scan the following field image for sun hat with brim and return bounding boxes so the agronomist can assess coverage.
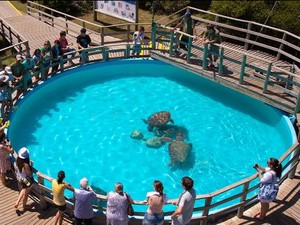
[18,147,29,159]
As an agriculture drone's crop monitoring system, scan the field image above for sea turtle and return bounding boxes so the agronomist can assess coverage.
[154,124,189,140]
[142,111,174,132]
[161,133,192,166]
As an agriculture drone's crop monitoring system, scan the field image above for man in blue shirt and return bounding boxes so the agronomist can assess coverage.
[74,178,97,225]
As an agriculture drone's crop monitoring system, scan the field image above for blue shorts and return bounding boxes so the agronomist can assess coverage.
[143,212,164,225]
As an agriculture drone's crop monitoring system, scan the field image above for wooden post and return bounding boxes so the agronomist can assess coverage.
[218,47,224,75]
[127,24,131,43]
[200,196,212,225]
[288,145,300,179]
[237,181,250,218]
[126,44,131,58]
[202,44,208,69]
[151,22,157,50]
[187,36,192,63]
[263,63,272,93]
[40,62,45,80]
[240,54,247,84]
[81,50,86,65]
[93,1,97,21]
[293,93,300,114]
[169,31,175,56]
[59,56,64,72]
[101,27,104,46]
[102,48,108,61]
[37,175,47,210]
[0,20,5,40]
[244,22,252,50]
[51,10,54,27]
[65,15,68,34]
[276,33,287,60]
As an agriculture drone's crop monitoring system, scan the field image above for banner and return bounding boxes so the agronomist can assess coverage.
[94,1,137,23]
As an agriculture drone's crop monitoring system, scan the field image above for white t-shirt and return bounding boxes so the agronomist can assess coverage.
[132,31,145,45]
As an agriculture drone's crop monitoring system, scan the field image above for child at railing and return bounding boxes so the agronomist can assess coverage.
[132,26,145,57]
[77,28,92,63]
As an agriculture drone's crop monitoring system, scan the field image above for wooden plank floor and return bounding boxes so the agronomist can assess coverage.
[1,2,299,225]
[1,166,299,225]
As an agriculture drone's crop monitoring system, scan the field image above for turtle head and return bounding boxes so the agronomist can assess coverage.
[148,125,154,132]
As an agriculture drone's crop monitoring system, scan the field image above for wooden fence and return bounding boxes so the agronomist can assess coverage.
[1,3,300,224]
[0,18,29,67]
[21,139,300,225]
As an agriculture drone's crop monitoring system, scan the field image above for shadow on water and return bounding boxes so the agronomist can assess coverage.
[153,125,190,140]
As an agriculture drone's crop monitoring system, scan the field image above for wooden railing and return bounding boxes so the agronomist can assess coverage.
[153,23,300,114]
[156,6,300,66]
[1,3,300,224]
[4,42,299,224]
[26,1,152,46]
[20,139,300,225]
[0,18,30,67]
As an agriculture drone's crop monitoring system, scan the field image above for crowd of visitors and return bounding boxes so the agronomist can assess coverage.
[0,28,93,119]
[1,139,198,225]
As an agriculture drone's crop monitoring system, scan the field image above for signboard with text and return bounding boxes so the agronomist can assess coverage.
[94,1,137,23]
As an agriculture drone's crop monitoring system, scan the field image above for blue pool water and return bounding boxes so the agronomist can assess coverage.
[9,59,295,210]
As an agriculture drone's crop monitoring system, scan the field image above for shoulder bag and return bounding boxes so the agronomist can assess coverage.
[125,193,134,216]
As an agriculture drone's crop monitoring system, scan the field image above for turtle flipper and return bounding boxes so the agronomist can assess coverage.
[170,119,174,124]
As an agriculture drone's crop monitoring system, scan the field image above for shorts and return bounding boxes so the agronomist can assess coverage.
[208,44,219,57]
[55,203,66,212]
[143,212,164,225]
[132,45,142,55]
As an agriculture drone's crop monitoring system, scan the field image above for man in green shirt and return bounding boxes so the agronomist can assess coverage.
[173,9,195,51]
[201,24,222,69]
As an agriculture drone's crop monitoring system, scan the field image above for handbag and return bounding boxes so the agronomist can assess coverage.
[125,193,134,216]
[258,173,279,201]
[21,175,33,187]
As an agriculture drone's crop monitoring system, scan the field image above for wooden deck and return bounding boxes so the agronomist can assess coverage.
[1,166,299,225]
[1,1,300,225]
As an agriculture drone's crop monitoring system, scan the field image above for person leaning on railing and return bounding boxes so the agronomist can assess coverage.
[253,158,282,221]
[77,28,92,63]
[171,177,196,225]
[22,53,35,89]
[11,55,26,98]
[74,177,97,225]
[199,24,222,70]
[173,9,196,52]
[58,30,76,65]
[0,126,14,186]
[51,170,74,225]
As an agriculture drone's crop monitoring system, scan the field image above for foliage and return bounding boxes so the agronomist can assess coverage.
[37,0,92,15]
[138,0,211,14]
[209,0,300,36]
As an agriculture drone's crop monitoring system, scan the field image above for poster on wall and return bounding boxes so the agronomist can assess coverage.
[94,0,137,23]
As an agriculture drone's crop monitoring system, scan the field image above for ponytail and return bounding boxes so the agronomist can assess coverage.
[57,170,65,184]
[270,158,282,178]
[154,180,164,196]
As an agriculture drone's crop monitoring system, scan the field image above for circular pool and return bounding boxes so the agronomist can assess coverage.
[8,59,296,211]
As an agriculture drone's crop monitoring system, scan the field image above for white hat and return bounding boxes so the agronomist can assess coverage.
[16,54,23,61]
[0,74,9,83]
[18,147,29,159]
[4,66,11,73]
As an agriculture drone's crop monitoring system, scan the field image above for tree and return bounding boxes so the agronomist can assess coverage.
[209,1,300,36]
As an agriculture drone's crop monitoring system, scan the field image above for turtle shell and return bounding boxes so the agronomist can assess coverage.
[148,111,171,127]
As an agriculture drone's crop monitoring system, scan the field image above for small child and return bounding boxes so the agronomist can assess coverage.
[132,26,145,57]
